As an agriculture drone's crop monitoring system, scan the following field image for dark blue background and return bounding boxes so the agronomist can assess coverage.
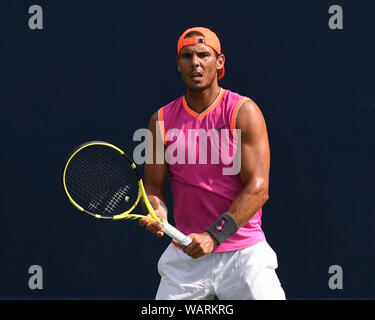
[1,0,374,299]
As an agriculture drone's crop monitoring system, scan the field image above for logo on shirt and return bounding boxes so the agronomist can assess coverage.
[215,125,226,131]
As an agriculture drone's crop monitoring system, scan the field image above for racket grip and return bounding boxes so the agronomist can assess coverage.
[162,221,192,247]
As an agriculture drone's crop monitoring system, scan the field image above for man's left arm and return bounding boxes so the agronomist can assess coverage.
[177,99,271,258]
[226,99,270,227]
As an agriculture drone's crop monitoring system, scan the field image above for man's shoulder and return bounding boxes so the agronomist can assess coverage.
[220,89,255,110]
[224,89,258,106]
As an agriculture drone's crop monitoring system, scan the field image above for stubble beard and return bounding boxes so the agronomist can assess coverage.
[184,73,218,93]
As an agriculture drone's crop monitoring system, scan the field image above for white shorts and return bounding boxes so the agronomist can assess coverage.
[155,240,286,300]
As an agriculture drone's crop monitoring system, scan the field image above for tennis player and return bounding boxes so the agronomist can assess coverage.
[139,27,286,300]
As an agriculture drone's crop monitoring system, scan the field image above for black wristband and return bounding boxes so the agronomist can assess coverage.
[205,212,238,245]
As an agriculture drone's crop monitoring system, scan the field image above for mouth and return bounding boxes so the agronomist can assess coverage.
[190,72,203,80]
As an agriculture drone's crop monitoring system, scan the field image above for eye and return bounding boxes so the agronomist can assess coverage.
[198,52,210,58]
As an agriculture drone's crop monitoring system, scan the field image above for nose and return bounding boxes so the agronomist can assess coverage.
[191,53,200,67]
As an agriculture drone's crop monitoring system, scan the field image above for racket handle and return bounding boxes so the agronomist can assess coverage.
[162,221,192,247]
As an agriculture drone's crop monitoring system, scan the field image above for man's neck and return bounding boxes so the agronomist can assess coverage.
[185,84,221,114]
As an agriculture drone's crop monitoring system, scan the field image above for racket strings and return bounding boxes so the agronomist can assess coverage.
[103,185,130,214]
[67,160,133,214]
[65,146,139,217]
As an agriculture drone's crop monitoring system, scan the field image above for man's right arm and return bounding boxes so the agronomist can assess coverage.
[139,112,168,237]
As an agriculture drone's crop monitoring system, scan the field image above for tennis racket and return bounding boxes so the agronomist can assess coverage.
[62,140,192,247]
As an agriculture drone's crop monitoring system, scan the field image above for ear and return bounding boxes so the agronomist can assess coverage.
[216,54,225,71]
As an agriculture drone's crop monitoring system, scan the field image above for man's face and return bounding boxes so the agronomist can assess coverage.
[177,43,225,90]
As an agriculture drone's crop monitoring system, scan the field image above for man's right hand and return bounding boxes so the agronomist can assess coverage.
[138,195,168,237]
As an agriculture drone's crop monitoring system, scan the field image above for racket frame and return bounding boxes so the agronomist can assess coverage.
[62,141,192,247]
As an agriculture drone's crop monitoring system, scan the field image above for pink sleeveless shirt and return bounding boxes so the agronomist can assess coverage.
[158,88,265,252]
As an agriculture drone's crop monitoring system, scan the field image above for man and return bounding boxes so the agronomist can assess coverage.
[139,27,285,300]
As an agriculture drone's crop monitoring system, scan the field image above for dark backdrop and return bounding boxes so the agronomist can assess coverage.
[1,0,374,299]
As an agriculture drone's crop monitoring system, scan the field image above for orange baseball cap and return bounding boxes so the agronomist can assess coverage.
[177,27,225,80]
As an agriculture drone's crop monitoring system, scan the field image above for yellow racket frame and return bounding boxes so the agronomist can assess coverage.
[62,141,161,222]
